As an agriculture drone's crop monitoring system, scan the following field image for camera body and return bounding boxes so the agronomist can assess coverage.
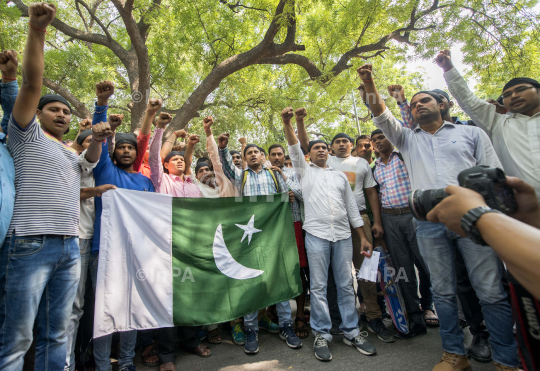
[408,166,517,221]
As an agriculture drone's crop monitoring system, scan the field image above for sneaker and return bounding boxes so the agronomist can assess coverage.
[119,364,136,371]
[433,352,471,371]
[367,318,395,343]
[313,334,332,362]
[493,362,523,371]
[258,316,279,333]
[244,328,259,354]
[343,332,376,355]
[231,324,246,345]
[279,323,302,349]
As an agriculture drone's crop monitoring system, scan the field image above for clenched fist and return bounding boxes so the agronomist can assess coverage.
[238,137,247,146]
[147,98,162,116]
[435,50,453,72]
[203,116,214,131]
[108,114,124,131]
[0,50,18,79]
[294,107,307,121]
[28,2,57,30]
[156,112,172,129]
[175,129,188,139]
[95,80,114,105]
[281,107,294,122]
[188,134,200,146]
[78,118,92,132]
[387,85,406,104]
[92,121,113,142]
[357,64,373,81]
[218,133,230,149]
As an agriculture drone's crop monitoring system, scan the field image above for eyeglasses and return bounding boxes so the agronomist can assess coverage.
[502,85,536,99]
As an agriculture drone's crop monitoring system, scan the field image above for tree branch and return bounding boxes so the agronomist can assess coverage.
[75,0,113,41]
[43,77,91,119]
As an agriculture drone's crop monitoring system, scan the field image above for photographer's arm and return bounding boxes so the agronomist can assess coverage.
[427,182,540,299]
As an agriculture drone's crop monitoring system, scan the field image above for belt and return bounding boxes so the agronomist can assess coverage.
[360,210,368,216]
[382,206,410,215]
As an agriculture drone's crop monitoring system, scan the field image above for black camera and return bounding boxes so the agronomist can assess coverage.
[408,166,517,221]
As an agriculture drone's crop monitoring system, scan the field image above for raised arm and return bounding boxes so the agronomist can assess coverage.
[11,3,56,128]
[238,137,247,170]
[85,121,113,163]
[387,85,415,128]
[161,129,186,161]
[294,108,309,153]
[149,118,170,189]
[184,134,199,176]
[218,133,242,184]
[0,50,19,135]
[436,50,502,135]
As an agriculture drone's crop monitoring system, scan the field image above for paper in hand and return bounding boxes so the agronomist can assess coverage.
[357,251,380,282]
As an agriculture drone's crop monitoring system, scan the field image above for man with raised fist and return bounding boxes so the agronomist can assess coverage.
[437,49,540,200]
[0,4,102,370]
[358,62,519,371]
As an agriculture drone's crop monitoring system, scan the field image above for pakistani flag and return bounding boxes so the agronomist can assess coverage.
[94,189,302,338]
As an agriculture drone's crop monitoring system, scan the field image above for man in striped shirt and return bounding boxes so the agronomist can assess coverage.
[218,134,303,355]
[0,5,110,369]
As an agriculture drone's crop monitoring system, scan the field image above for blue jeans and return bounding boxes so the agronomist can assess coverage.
[244,300,293,330]
[305,232,360,342]
[65,238,92,371]
[90,253,137,371]
[0,235,81,371]
[414,220,518,367]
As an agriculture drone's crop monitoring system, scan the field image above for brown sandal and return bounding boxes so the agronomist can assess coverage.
[190,343,212,358]
[142,342,159,367]
[207,328,222,344]
[295,317,309,339]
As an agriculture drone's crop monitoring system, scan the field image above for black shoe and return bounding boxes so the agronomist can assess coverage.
[367,319,395,343]
[467,333,492,363]
[313,334,332,361]
[394,321,427,339]
[330,326,343,335]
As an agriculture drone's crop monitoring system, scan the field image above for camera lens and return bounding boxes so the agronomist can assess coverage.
[408,188,449,220]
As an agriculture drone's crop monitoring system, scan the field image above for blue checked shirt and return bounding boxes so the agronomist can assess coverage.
[219,147,288,196]
[282,166,303,222]
[373,151,411,208]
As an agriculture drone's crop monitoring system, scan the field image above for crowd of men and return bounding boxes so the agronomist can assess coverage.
[0,3,539,371]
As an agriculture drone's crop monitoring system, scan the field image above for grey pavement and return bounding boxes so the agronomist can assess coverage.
[134,321,496,371]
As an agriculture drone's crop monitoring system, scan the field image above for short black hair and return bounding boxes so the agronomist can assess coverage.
[356,135,371,145]
[268,144,285,155]
[411,91,443,105]
[285,155,290,160]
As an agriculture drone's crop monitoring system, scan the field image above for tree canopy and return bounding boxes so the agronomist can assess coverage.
[1,0,538,151]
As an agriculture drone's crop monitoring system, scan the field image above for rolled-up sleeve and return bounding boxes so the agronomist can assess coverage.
[372,107,408,150]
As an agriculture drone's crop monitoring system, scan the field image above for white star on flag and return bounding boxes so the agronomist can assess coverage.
[235,215,262,245]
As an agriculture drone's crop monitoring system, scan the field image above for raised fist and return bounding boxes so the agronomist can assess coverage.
[147,98,162,115]
[281,107,294,122]
[95,80,115,102]
[175,129,188,139]
[203,116,213,131]
[108,114,124,131]
[78,118,92,132]
[238,137,247,146]
[387,85,406,103]
[357,84,367,102]
[28,2,57,30]
[156,112,172,129]
[188,134,200,146]
[357,64,373,81]
[0,50,18,79]
[217,133,230,149]
[92,121,113,142]
[294,107,307,121]
[435,50,453,72]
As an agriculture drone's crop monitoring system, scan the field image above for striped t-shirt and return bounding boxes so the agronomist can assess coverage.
[8,116,83,237]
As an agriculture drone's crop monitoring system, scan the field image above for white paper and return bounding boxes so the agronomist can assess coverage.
[357,251,380,282]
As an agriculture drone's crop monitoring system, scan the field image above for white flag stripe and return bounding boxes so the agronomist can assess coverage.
[94,189,174,338]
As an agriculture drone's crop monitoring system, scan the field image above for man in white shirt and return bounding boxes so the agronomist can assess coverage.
[281,107,376,362]
[358,63,519,371]
[436,49,540,200]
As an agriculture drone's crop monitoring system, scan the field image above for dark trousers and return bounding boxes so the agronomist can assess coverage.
[158,326,201,364]
[382,212,433,325]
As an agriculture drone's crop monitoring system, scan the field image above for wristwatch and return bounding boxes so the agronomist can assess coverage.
[460,206,502,245]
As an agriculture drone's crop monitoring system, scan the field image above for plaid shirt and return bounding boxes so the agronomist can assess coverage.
[219,147,288,196]
[398,101,414,128]
[373,151,411,208]
[282,166,303,222]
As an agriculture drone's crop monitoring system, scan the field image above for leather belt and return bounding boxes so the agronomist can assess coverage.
[360,210,368,216]
[382,207,410,215]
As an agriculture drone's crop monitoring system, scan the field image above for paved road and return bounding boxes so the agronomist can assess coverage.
[135,319,495,371]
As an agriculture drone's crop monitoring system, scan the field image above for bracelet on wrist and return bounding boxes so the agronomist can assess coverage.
[166,140,175,145]
[29,23,48,33]
[95,105,108,114]
[94,138,106,143]
[2,77,17,81]
[362,79,373,83]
